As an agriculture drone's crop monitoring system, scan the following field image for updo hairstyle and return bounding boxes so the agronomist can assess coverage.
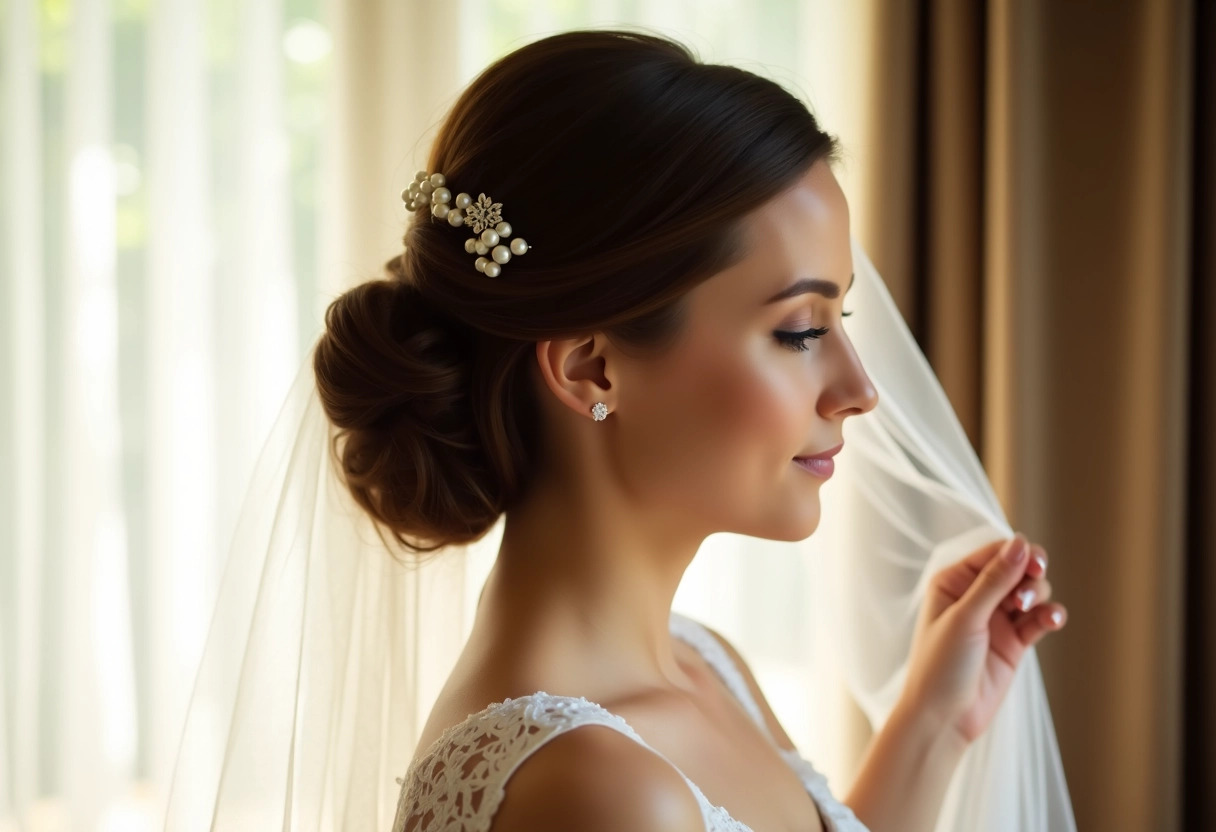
[313,28,842,557]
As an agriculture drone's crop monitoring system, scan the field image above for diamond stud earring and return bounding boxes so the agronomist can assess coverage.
[591,402,609,421]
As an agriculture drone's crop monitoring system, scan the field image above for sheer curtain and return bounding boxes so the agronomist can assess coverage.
[2,0,321,827]
[0,1,926,829]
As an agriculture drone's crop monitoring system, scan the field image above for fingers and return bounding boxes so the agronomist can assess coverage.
[951,535,1020,575]
[1000,542,1051,612]
[1014,602,1068,648]
[1002,537,1066,650]
[1001,575,1053,613]
[1026,543,1048,578]
[959,534,1032,618]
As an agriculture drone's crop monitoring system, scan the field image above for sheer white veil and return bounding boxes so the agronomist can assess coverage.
[161,233,1076,831]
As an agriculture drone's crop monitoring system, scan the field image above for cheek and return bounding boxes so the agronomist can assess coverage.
[698,342,811,462]
[619,335,814,507]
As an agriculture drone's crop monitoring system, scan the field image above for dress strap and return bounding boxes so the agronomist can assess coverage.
[777,747,869,832]
[667,614,872,832]
[669,612,774,743]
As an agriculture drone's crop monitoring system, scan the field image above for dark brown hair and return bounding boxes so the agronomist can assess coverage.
[314,28,841,557]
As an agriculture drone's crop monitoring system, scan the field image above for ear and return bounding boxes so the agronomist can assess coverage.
[533,334,614,420]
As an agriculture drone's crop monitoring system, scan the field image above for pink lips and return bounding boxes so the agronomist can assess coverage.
[796,441,844,460]
[793,456,834,477]
[793,442,843,478]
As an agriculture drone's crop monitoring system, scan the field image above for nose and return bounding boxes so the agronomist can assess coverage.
[839,372,878,417]
[823,332,879,417]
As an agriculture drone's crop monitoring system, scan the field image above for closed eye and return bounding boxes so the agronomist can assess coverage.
[775,309,853,352]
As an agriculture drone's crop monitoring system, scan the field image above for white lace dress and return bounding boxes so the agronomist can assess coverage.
[392,612,871,832]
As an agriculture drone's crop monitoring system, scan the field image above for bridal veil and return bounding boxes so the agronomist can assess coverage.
[161,233,1076,831]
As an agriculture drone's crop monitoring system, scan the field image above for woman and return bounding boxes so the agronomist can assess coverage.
[307,29,1067,832]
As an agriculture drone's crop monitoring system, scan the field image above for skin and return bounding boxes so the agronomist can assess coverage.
[415,158,1067,832]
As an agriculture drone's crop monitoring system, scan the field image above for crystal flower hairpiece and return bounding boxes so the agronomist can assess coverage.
[401,170,531,278]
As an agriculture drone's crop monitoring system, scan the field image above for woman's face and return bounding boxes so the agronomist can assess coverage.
[611,158,879,541]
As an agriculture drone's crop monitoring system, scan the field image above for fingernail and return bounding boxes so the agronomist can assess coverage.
[1034,553,1047,573]
[1006,537,1028,564]
[1050,609,1065,627]
[1017,589,1035,611]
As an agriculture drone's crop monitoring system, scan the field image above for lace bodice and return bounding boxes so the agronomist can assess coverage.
[392,612,870,832]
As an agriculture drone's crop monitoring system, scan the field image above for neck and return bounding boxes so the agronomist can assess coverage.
[471,466,706,698]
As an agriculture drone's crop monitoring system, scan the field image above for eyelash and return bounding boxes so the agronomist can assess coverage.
[775,310,854,352]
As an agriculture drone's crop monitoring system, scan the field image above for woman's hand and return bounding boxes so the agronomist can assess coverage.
[898,533,1068,747]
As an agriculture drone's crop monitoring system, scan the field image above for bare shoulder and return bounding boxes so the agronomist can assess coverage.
[696,622,800,753]
[489,724,707,832]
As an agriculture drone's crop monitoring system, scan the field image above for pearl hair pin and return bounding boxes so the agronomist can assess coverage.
[401,170,531,278]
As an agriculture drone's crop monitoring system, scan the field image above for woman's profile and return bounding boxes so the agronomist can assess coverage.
[161,26,1073,832]
[303,28,1068,832]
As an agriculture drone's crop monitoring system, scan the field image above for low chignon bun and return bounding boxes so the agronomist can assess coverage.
[313,269,504,555]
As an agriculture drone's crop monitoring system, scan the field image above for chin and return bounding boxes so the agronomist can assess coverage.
[759,507,822,543]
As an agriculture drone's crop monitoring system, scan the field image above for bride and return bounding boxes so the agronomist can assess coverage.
[164,27,1073,832]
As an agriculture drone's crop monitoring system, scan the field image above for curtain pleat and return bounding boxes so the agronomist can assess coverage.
[1184,1,1216,826]
[143,0,215,804]
[1,0,47,823]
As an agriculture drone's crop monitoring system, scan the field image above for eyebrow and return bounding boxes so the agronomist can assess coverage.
[763,272,855,304]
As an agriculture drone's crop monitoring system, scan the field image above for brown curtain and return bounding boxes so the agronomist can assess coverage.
[857,0,1215,829]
